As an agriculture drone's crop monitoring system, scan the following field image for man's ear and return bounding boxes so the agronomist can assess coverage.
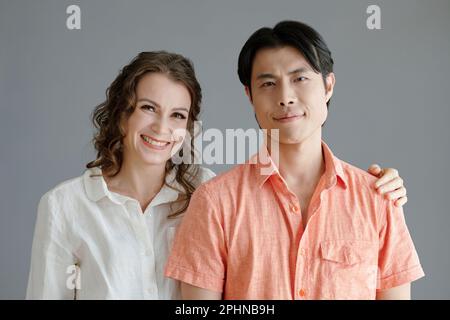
[325,72,336,103]
[244,86,253,103]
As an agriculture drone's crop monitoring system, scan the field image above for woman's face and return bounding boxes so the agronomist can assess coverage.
[122,72,191,167]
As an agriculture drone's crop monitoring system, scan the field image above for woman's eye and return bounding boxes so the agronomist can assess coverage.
[173,113,187,120]
[142,105,155,112]
[295,77,307,82]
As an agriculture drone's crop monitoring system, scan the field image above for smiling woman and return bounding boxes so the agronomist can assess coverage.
[86,52,205,217]
[25,51,216,299]
[119,73,191,175]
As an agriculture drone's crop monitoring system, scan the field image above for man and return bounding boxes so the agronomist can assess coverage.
[165,21,424,299]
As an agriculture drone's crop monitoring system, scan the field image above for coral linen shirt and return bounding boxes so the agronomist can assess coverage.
[165,142,424,299]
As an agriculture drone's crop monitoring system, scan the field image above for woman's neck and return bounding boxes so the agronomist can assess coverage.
[105,158,167,212]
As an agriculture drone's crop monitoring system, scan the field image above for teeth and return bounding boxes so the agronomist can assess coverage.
[142,135,167,146]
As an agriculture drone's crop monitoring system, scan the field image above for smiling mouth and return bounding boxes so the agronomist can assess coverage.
[273,113,305,122]
[140,134,171,147]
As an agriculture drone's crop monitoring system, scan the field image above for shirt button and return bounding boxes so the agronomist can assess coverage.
[299,289,306,297]
[291,204,299,213]
[300,248,306,256]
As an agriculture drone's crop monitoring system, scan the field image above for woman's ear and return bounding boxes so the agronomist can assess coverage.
[119,114,128,137]
[325,72,336,103]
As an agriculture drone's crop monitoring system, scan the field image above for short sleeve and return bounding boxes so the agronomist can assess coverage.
[26,192,77,299]
[377,200,425,290]
[164,183,226,293]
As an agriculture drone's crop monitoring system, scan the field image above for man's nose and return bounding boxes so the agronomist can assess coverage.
[278,84,297,107]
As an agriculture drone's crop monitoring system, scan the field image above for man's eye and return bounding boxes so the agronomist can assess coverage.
[261,82,275,87]
[142,105,155,112]
[295,77,307,82]
[173,113,186,120]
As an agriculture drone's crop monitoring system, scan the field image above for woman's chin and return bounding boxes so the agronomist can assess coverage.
[135,153,170,167]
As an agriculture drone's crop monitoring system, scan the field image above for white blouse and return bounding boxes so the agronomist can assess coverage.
[26,166,215,299]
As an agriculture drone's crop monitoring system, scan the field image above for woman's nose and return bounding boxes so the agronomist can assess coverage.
[150,117,171,135]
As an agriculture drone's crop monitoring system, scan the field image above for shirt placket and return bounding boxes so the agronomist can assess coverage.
[290,196,309,300]
[294,179,332,300]
[125,200,158,299]
[271,175,308,300]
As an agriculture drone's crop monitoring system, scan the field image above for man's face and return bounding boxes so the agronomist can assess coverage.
[248,46,335,145]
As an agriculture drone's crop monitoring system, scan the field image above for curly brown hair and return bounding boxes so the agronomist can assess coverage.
[86,51,202,217]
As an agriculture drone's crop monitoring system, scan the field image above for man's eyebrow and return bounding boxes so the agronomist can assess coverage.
[255,67,313,80]
[137,98,189,112]
[172,107,189,113]
[288,67,312,75]
[256,73,276,80]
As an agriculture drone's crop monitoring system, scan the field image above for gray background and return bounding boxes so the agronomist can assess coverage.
[1,0,449,299]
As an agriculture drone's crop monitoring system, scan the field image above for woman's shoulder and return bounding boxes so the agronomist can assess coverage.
[40,169,94,205]
[196,166,216,185]
[173,166,216,190]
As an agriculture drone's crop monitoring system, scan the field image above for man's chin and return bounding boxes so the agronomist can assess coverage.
[268,136,306,146]
[281,138,306,145]
[264,129,312,145]
[275,131,306,143]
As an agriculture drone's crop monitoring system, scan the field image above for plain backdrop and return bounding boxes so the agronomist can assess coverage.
[1,0,449,299]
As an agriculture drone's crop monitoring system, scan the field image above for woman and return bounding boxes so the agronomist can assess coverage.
[26,51,407,299]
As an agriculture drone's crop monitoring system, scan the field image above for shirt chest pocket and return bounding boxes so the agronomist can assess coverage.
[320,240,378,265]
[319,240,379,299]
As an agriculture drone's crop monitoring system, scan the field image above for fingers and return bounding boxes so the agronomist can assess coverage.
[370,167,408,207]
[374,168,399,189]
[377,177,403,195]
[394,195,408,207]
[385,186,407,200]
[368,164,382,177]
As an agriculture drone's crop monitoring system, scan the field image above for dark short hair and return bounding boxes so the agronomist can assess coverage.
[237,20,334,107]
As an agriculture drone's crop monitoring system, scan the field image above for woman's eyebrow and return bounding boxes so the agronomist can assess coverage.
[137,98,160,107]
[138,98,189,113]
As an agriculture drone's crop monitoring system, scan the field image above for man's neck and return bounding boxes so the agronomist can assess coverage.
[270,131,325,226]
[268,130,325,207]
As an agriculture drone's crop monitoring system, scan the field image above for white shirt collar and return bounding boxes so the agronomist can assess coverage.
[83,167,182,206]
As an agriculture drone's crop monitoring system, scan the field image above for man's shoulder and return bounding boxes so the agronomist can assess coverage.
[195,163,255,195]
[339,159,380,196]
